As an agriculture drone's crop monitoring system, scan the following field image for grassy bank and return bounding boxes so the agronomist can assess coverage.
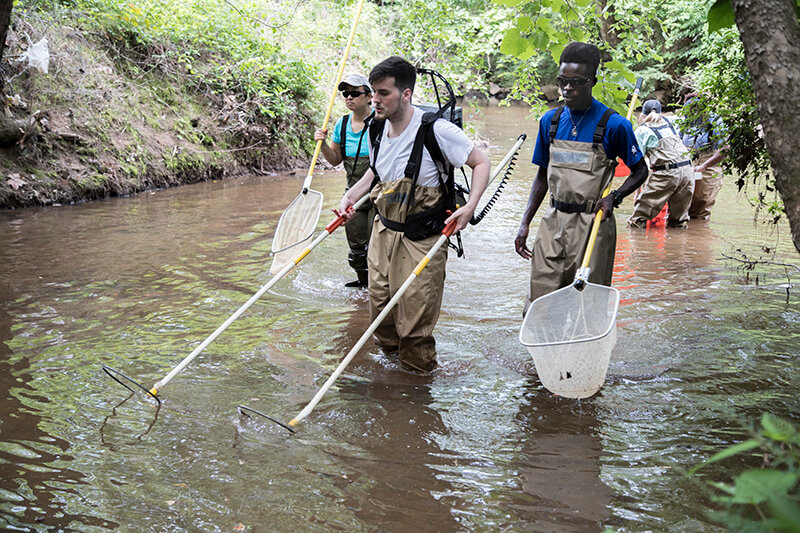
[0,0,529,209]
[0,0,321,208]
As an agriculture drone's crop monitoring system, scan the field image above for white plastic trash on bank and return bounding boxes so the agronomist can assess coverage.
[20,36,50,74]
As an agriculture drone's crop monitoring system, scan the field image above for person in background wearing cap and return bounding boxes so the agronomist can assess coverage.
[315,73,375,288]
[627,99,694,228]
[680,92,729,220]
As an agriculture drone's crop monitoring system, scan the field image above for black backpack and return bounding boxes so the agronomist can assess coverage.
[367,68,466,253]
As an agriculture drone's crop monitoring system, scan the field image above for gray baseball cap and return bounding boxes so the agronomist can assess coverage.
[338,73,372,93]
[642,99,662,115]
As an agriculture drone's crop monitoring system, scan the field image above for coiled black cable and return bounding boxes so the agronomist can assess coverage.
[470,141,522,225]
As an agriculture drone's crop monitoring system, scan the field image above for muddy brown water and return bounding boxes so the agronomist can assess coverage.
[1,105,799,531]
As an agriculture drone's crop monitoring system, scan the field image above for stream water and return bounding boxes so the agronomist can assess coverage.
[1,105,799,532]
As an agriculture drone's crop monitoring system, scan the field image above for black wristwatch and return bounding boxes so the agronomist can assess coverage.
[610,189,623,208]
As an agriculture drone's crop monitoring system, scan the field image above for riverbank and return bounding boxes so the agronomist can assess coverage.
[0,3,318,209]
[0,2,541,210]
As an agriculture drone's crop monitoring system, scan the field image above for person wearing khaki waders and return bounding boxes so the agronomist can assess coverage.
[339,56,491,374]
[315,73,375,288]
[514,42,648,312]
[680,93,729,220]
[628,99,695,228]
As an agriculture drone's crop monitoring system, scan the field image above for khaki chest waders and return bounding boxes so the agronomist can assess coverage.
[527,137,618,307]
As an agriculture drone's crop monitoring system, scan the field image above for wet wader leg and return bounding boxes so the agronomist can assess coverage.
[586,215,616,286]
[689,152,724,219]
[628,173,673,228]
[392,232,447,372]
[667,168,695,227]
[345,203,374,284]
[526,213,576,312]
[367,221,400,353]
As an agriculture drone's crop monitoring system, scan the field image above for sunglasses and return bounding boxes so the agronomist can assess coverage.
[342,90,369,98]
[557,76,592,88]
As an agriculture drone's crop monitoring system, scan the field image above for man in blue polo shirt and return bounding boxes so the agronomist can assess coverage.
[514,42,648,311]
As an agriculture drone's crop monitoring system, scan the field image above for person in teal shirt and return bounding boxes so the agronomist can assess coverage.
[315,73,374,288]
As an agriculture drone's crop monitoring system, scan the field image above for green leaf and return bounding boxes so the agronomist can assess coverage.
[536,17,552,31]
[549,41,568,64]
[568,26,585,42]
[563,7,579,22]
[533,31,550,50]
[493,0,525,5]
[547,0,565,14]
[768,494,800,531]
[707,0,736,33]
[761,413,797,442]
[688,439,761,475]
[500,28,530,57]
[731,470,798,504]
[516,16,534,31]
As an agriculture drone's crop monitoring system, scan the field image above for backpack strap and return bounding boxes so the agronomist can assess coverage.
[403,113,456,210]
[592,108,618,148]
[403,112,437,183]
[367,115,386,180]
[549,106,566,143]
[422,118,457,209]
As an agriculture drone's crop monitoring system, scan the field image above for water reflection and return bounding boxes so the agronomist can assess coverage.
[329,377,461,531]
[0,310,116,529]
[510,389,611,530]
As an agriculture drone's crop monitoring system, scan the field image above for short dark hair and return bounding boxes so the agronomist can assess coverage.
[560,42,601,76]
[369,56,416,93]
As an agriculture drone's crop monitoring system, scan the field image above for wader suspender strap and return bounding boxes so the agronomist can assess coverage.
[649,119,691,171]
[592,108,617,148]
[650,120,678,140]
[342,113,371,170]
[548,106,616,146]
[548,106,566,143]
[548,106,617,214]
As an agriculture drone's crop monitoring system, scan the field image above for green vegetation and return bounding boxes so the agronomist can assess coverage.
[1,0,795,230]
[691,413,800,531]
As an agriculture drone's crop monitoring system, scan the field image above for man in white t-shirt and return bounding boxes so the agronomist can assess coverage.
[340,56,490,374]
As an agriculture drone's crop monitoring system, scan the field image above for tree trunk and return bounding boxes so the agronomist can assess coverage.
[731,0,800,253]
[596,0,621,48]
[0,0,12,89]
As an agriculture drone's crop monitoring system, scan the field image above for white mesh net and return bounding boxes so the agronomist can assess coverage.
[270,190,323,275]
[519,282,619,399]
